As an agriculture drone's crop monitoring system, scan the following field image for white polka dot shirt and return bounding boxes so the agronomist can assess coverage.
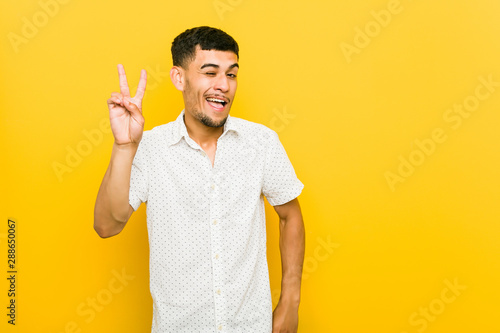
[129,110,304,333]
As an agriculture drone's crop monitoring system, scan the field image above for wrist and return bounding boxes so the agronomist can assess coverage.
[279,279,301,307]
[278,291,301,309]
[110,142,140,165]
[277,296,300,311]
[113,141,140,151]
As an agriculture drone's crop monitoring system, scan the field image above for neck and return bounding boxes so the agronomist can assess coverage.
[183,112,224,148]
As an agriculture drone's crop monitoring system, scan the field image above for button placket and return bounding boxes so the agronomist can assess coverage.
[209,165,226,328]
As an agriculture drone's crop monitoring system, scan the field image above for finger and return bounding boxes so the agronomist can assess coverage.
[124,97,145,126]
[117,64,131,97]
[110,92,123,103]
[107,96,122,108]
[124,97,143,116]
[134,69,147,100]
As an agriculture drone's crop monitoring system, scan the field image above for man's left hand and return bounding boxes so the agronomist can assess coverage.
[272,300,299,333]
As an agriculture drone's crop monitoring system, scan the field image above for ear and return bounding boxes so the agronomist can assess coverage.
[170,66,185,91]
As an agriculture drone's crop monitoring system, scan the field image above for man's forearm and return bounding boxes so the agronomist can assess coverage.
[278,206,305,306]
[94,142,138,237]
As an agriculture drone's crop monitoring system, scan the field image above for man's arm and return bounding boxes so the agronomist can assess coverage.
[272,197,305,333]
[94,143,138,238]
[94,64,147,238]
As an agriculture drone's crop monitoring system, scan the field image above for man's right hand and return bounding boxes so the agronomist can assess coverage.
[107,64,147,145]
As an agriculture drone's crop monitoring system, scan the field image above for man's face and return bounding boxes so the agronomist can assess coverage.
[180,46,239,128]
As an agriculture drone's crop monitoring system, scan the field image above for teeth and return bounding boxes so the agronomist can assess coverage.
[207,97,225,103]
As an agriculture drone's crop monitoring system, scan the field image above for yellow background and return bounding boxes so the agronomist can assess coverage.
[2,0,500,332]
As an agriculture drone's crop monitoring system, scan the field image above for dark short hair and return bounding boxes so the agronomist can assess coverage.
[171,26,239,69]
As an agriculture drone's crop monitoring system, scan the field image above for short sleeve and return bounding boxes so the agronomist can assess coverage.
[129,137,149,211]
[262,130,304,206]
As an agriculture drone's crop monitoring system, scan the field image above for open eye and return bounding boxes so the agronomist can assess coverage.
[227,73,237,78]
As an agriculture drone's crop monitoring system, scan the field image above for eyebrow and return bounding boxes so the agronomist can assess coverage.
[200,63,239,70]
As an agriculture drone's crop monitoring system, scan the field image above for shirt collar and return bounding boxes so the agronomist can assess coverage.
[165,110,240,147]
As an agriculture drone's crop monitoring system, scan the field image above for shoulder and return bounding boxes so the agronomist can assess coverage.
[229,116,278,143]
[140,121,175,145]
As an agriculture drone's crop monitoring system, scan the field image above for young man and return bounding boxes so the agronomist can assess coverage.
[94,26,305,333]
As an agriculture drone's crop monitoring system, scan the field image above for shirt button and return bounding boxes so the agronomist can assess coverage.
[211,184,215,190]
[216,289,221,295]
[213,220,217,225]
[215,254,219,259]
[201,151,206,157]
[218,325,223,331]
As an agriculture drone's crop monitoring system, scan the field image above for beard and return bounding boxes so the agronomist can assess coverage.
[193,108,227,128]
[184,80,229,128]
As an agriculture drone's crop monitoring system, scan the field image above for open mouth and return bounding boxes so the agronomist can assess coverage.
[206,97,228,110]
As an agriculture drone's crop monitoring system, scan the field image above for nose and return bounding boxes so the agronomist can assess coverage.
[213,73,229,92]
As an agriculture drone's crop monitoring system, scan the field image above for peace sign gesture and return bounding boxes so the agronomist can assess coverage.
[107,64,147,145]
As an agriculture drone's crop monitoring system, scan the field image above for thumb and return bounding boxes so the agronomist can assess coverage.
[124,97,142,114]
[124,97,144,124]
